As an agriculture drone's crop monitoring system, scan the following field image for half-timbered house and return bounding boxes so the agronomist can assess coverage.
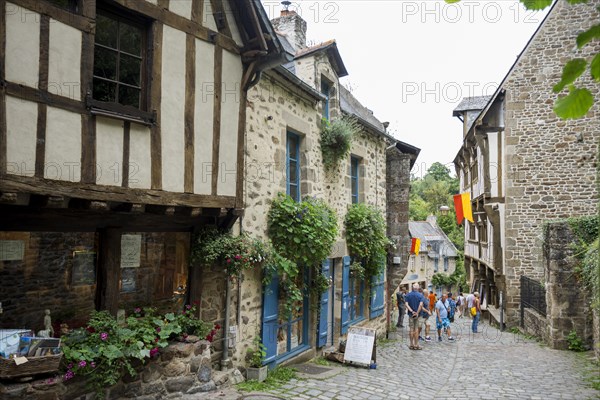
[0,0,285,331]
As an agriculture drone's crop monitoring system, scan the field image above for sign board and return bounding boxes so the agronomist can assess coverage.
[0,240,24,261]
[121,234,142,268]
[343,327,376,365]
[72,251,96,285]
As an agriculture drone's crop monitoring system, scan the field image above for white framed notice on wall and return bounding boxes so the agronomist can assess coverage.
[121,234,142,268]
[0,240,24,261]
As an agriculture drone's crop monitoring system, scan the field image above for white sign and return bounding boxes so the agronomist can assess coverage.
[343,327,376,365]
[0,240,24,261]
[121,234,142,268]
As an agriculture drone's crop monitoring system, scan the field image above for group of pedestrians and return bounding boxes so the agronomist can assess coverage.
[396,283,482,350]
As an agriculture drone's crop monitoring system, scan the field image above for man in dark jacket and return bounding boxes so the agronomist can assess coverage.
[396,287,406,328]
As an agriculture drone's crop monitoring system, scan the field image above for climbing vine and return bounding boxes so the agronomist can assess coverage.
[567,215,599,312]
[344,203,390,283]
[267,194,338,316]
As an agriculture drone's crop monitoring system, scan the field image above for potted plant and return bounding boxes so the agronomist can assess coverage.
[245,337,267,382]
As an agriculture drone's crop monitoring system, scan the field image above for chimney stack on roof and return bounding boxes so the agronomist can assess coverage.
[271,1,307,52]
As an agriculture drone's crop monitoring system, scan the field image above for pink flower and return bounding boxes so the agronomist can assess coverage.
[149,347,159,358]
[185,305,192,310]
[226,258,232,263]
[234,255,241,260]
[63,370,75,381]
[100,332,108,341]
[78,360,87,368]
[156,327,161,333]
[67,363,73,369]
[134,307,142,314]
[214,324,221,330]
[90,361,96,368]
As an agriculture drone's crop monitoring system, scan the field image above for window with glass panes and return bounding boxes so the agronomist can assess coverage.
[286,132,300,201]
[351,156,359,204]
[348,272,364,322]
[93,11,145,108]
[321,79,330,120]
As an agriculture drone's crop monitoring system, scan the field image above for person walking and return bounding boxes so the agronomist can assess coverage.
[405,283,424,350]
[396,287,406,328]
[419,289,433,342]
[428,290,436,314]
[456,292,465,318]
[435,293,455,342]
[466,292,475,319]
[447,293,457,323]
[472,292,481,333]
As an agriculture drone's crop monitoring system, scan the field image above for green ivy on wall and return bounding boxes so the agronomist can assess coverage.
[320,116,360,170]
[344,203,390,281]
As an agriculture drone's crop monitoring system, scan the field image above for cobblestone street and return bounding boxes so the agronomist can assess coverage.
[195,318,599,400]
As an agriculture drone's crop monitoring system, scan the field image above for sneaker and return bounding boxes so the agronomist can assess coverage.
[448,336,455,341]
[418,336,424,341]
[438,336,442,342]
[425,336,431,342]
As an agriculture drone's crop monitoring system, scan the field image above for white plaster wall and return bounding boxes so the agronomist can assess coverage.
[193,39,214,195]
[129,123,152,189]
[48,19,81,100]
[217,50,241,196]
[95,117,124,186]
[222,0,243,46]
[201,0,218,31]
[44,107,81,182]
[488,132,499,198]
[160,25,186,193]
[169,0,192,20]
[5,96,37,176]
[5,2,39,88]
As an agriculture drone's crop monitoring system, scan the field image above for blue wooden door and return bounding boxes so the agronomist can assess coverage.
[340,256,351,334]
[262,274,279,365]
[317,259,331,347]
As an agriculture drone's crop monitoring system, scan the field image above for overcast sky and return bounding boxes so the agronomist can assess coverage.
[260,0,550,177]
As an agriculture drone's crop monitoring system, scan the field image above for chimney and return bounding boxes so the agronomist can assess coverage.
[271,2,307,52]
[426,215,437,227]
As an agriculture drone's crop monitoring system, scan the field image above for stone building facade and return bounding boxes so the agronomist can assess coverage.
[453,0,600,325]
[213,9,419,369]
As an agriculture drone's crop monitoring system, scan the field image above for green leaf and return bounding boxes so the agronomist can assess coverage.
[554,86,594,119]
[553,58,587,93]
[576,24,600,48]
[520,0,553,10]
[590,53,600,82]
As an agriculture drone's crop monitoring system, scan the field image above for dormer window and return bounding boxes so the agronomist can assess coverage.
[321,78,330,120]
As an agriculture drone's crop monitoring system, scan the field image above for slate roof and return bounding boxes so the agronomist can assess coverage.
[452,95,492,117]
[409,220,458,258]
[339,85,385,134]
[294,40,348,77]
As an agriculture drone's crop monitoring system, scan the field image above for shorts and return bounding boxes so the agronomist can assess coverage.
[436,318,451,331]
[419,316,430,327]
[408,314,420,330]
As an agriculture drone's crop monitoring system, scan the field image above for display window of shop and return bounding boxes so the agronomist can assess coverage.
[0,231,191,332]
[261,271,310,366]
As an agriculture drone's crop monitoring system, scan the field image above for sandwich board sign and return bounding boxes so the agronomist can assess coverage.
[343,327,376,365]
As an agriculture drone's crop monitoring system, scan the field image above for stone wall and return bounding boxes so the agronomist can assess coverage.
[0,340,243,400]
[522,308,548,343]
[543,222,593,350]
[502,0,600,324]
[593,308,599,361]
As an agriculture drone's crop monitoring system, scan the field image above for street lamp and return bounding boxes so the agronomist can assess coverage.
[439,205,450,216]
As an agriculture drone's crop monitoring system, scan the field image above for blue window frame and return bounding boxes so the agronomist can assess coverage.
[286,132,300,201]
[351,156,359,204]
[321,79,330,120]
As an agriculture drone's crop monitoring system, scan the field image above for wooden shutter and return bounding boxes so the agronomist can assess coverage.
[317,259,331,347]
[261,274,279,366]
[340,256,351,334]
[370,262,385,318]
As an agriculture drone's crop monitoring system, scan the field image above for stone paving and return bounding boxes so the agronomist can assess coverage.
[226,318,600,400]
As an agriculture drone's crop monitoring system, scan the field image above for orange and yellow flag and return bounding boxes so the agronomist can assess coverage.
[453,192,473,225]
[410,238,421,255]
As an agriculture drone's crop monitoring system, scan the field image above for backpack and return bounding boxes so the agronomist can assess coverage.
[456,297,462,306]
